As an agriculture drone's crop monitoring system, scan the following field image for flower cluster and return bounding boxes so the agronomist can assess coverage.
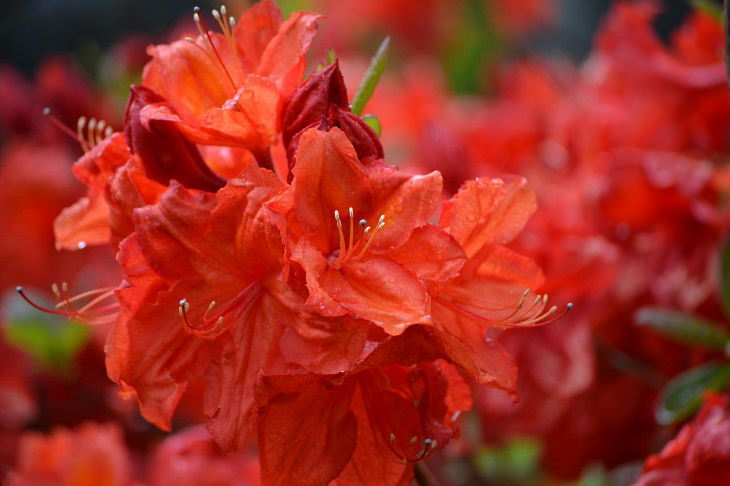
[9,2,566,485]
[6,0,730,485]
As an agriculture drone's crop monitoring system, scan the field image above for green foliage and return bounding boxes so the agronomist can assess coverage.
[657,362,730,425]
[5,311,89,372]
[720,237,730,319]
[275,0,313,17]
[692,0,723,21]
[635,307,730,350]
[442,0,501,94]
[351,37,390,116]
[326,47,338,66]
[473,437,542,483]
[362,114,382,136]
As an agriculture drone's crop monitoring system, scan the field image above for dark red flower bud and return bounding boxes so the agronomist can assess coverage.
[282,62,383,172]
[124,85,225,192]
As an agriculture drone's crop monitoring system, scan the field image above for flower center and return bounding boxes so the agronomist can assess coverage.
[177,283,261,340]
[332,207,386,269]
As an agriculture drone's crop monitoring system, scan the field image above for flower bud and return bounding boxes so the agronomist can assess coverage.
[124,85,225,192]
[282,62,383,172]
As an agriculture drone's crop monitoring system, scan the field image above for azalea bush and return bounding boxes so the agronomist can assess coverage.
[1,0,730,485]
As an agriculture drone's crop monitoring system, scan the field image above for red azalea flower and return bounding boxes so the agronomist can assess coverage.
[7,423,132,486]
[139,0,320,156]
[635,393,730,486]
[256,339,471,486]
[148,426,261,486]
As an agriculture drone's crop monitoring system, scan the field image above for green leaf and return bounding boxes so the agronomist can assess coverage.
[720,237,730,319]
[362,114,382,137]
[473,438,542,482]
[351,37,390,116]
[635,307,730,350]
[5,313,89,371]
[576,465,610,486]
[325,48,337,66]
[692,0,723,21]
[657,362,730,425]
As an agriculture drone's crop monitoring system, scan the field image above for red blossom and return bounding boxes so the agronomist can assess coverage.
[635,393,730,486]
[8,423,132,486]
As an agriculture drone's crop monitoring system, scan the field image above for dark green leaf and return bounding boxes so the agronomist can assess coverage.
[692,0,723,21]
[636,307,730,350]
[657,362,730,425]
[362,114,382,137]
[351,37,390,116]
[720,237,730,319]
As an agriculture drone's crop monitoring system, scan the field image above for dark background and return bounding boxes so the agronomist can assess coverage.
[0,0,704,74]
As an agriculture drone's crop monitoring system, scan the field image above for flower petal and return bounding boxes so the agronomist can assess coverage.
[257,375,357,486]
[320,257,430,335]
[440,176,537,258]
[290,127,373,252]
[256,11,322,96]
[384,224,466,281]
[54,192,111,251]
[203,289,288,452]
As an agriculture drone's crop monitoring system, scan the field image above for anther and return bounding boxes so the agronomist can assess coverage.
[410,436,418,444]
[359,219,367,226]
[389,433,396,443]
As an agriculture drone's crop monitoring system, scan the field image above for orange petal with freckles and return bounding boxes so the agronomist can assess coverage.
[369,171,443,252]
[143,36,234,122]
[256,11,322,96]
[384,224,466,282]
[257,375,357,486]
[319,257,430,335]
[108,237,219,431]
[203,289,288,452]
[440,176,537,258]
[234,0,284,72]
[333,385,412,486]
[54,192,111,250]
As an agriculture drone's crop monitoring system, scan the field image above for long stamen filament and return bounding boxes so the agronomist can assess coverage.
[193,7,237,92]
[41,108,89,151]
[17,286,119,325]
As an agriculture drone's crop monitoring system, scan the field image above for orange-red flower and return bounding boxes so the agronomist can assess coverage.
[139,0,320,157]
[8,422,132,486]
[635,393,730,486]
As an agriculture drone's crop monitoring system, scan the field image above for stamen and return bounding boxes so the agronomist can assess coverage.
[41,108,88,150]
[87,118,96,148]
[334,210,347,267]
[355,215,385,259]
[95,120,106,145]
[176,289,257,341]
[17,285,119,325]
[348,207,355,255]
[193,6,237,92]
